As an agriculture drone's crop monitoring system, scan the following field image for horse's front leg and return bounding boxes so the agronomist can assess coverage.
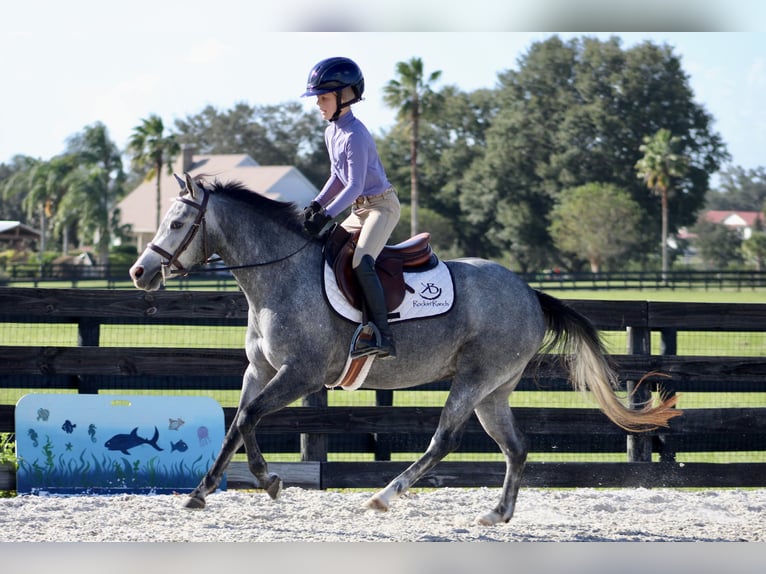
[236,363,321,500]
[185,420,243,509]
[185,362,272,509]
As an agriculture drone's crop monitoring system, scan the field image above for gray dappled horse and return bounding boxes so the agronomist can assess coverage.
[129,174,680,525]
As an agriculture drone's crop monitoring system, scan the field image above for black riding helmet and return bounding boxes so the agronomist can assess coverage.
[301,57,365,122]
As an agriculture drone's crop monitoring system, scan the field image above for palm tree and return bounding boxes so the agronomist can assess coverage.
[635,128,688,279]
[383,57,442,236]
[1,155,76,253]
[65,123,125,263]
[128,115,180,230]
[1,158,45,250]
[34,155,80,254]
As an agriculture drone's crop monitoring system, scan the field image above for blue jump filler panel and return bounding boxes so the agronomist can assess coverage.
[15,394,226,495]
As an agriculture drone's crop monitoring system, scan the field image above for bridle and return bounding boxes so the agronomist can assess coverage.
[146,178,312,285]
[147,186,211,284]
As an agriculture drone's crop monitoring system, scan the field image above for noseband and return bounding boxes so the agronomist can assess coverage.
[147,186,210,282]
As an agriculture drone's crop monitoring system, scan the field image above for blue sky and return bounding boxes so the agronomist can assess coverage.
[2,2,764,184]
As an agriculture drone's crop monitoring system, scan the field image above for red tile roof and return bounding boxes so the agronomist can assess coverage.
[704,210,764,227]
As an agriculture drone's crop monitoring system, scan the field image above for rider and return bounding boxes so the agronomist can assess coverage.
[301,56,401,359]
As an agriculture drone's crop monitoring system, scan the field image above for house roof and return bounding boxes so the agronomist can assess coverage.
[0,220,41,239]
[704,210,764,227]
[117,152,319,236]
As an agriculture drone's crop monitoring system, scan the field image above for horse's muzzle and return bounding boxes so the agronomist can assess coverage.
[129,262,163,291]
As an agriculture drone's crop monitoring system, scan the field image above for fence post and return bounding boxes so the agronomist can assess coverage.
[626,326,652,462]
[656,328,678,462]
[301,387,328,462]
[77,318,100,394]
[374,390,394,461]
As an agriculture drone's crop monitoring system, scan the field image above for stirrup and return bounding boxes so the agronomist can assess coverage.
[349,323,383,359]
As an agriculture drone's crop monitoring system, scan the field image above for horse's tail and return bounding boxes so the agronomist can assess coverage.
[535,290,681,432]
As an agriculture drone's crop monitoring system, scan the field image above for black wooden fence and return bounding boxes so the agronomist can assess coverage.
[3,265,766,292]
[1,287,765,492]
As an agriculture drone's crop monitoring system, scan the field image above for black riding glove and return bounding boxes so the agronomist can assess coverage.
[302,201,322,220]
[303,207,331,236]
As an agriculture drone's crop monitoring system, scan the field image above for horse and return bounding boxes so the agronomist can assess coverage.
[129,173,681,525]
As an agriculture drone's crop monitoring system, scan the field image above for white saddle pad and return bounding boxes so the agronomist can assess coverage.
[323,259,455,323]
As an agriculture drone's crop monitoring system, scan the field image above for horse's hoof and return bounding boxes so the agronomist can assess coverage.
[265,474,283,500]
[365,495,389,512]
[184,495,206,510]
[475,510,504,526]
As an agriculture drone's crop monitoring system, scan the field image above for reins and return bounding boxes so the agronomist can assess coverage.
[187,238,313,274]
[148,178,314,283]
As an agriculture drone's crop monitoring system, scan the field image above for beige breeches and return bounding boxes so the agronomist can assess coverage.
[341,189,401,268]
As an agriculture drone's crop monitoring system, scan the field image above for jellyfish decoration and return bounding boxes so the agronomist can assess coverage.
[197,426,210,446]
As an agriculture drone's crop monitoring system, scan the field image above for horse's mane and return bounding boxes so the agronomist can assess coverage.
[198,178,306,235]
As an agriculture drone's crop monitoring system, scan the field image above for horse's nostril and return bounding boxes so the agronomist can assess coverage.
[132,266,144,279]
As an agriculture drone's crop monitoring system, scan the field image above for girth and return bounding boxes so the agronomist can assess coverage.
[323,225,437,312]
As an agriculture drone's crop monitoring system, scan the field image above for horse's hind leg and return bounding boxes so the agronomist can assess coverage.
[365,389,475,512]
[472,382,528,525]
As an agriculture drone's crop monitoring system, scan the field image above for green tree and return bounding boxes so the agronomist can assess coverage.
[0,156,35,221]
[377,85,494,256]
[691,218,743,269]
[459,35,727,270]
[707,166,766,211]
[173,102,327,189]
[128,115,180,230]
[1,155,77,253]
[389,205,460,258]
[174,103,267,155]
[549,183,643,272]
[635,128,689,277]
[255,102,328,185]
[742,231,766,271]
[64,122,125,263]
[383,57,442,236]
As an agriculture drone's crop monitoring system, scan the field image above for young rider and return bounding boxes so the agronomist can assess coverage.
[301,57,401,359]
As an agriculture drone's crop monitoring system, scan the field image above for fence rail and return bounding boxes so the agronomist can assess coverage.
[524,269,766,291]
[1,287,765,491]
[3,265,766,291]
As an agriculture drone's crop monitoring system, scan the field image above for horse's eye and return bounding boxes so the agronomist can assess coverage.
[170,221,184,230]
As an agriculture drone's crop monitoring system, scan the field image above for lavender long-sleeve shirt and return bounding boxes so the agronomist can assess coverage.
[313,110,392,218]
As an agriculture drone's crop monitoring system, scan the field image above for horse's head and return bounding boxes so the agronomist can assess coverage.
[129,173,210,291]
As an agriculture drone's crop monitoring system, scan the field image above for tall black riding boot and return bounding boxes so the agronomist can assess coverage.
[352,254,397,359]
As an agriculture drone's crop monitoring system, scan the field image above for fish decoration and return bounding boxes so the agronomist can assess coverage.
[168,418,185,431]
[104,427,163,456]
[170,440,189,453]
[15,394,225,495]
[27,428,39,448]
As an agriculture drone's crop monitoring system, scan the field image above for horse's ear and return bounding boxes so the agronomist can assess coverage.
[184,172,203,199]
[173,173,186,194]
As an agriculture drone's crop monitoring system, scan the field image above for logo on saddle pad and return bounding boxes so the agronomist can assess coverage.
[322,227,454,324]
